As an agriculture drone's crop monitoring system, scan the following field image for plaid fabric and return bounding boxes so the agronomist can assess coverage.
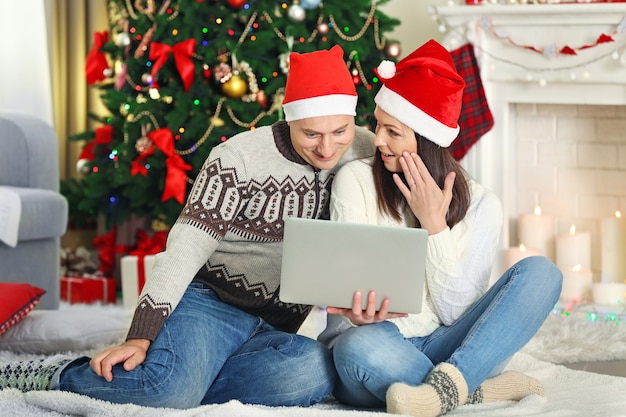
[449,43,494,161]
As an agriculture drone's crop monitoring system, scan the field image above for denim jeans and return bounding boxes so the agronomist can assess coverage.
[331,256,562,408]
[55,282,337,409]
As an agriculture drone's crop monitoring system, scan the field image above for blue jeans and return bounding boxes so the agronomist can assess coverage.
[56,282,337,408]
[331,256,562,408]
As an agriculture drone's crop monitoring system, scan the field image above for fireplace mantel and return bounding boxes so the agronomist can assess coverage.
[430,3,626,260]
[432,3,626,93]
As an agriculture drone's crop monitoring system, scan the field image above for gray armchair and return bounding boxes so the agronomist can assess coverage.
[0,113,68,309]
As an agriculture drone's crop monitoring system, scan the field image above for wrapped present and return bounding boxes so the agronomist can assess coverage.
[120,254,156,310]
[61,275,117,304]
[120,229,167,310]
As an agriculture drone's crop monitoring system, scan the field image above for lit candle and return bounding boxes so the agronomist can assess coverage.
[504,244,542,270]
[601,211,626,284]
[556,224,591,269]
[592,282,626,306]
[518,206,555,261]
[559,264,593,303]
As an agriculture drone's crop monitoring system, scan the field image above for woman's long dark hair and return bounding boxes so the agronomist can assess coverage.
[373,132,471,229]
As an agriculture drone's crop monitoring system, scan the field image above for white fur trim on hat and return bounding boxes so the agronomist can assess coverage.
[374,84,459,147]
[283,94,358,122]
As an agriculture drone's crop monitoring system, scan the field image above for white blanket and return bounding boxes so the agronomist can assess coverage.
[1,352,626,417]
[0,186,21,247]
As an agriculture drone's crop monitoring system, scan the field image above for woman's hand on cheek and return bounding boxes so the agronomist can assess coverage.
[393,151,454,235]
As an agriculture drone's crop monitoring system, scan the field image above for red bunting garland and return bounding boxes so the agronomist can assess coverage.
[478,16,626,57]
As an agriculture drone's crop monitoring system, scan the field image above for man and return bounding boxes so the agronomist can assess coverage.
[0,45,375,409]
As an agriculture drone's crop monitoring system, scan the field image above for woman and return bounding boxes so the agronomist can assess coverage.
[319,39,562,417]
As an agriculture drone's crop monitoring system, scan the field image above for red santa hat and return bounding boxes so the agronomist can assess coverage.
[282,45,358,122]
[374,39,465,148]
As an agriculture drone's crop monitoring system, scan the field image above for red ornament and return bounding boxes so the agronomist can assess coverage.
[227,0,246,8]
[256,90,268,109]
[203,64,212,80]
[352,75,362,86]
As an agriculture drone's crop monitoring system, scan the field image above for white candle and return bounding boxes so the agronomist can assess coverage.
[504,244,542,270]
[601,211,626,284]
[592,283,626,306]
[556,224,591,269]
[518,206,555,261]
[559,264,593,303]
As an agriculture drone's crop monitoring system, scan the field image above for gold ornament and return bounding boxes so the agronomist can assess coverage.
[210,115,225,127]
[151,214,169,232]
[222,74,247,98]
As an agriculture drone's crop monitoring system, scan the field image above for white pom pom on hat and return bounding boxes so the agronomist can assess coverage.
[376,60,396,80]
[282,45,358,122]
[374,39,465,148]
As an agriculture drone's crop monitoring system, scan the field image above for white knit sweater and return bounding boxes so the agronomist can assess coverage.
[325,157,503,338]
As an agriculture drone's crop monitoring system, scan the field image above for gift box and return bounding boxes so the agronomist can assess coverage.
[61,275,117,304]
[120,254,156,310]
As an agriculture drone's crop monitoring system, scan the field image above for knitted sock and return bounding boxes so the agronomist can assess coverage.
[0,355,72,392]
[386,363,468,417]
[467,371,544,404]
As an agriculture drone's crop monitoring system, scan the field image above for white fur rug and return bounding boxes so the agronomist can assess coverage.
[521,305,626,364]
[1,352,626,417]
[1,304,626,416]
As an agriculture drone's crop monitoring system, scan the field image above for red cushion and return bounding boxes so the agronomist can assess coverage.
[0,283,45,336]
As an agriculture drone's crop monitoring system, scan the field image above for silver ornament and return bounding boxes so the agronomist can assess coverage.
[288,4,306,22]
[385,42,402,59]
[76,158,91,175]
[115,32,131,47]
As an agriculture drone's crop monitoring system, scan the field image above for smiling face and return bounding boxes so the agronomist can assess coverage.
[288,115,356,171]
[373,106,418,173]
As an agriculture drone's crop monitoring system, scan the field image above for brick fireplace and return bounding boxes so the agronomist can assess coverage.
[432,3,626,280]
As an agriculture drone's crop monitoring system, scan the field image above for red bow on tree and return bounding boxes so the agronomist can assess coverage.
[85,31,110,85]
[78,124,114,161]
[149,39,196,91]
[131,127,192,204]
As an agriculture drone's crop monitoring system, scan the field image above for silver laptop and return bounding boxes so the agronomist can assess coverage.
[279,217,428,314]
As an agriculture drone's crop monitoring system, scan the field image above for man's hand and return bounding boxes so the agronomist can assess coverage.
[326,290,408,325]
[90,338,151,382]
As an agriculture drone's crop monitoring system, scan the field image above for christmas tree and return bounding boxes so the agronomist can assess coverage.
[65,0,401,231]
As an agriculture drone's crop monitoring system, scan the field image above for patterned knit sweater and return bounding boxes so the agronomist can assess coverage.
[126,121,375,341]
